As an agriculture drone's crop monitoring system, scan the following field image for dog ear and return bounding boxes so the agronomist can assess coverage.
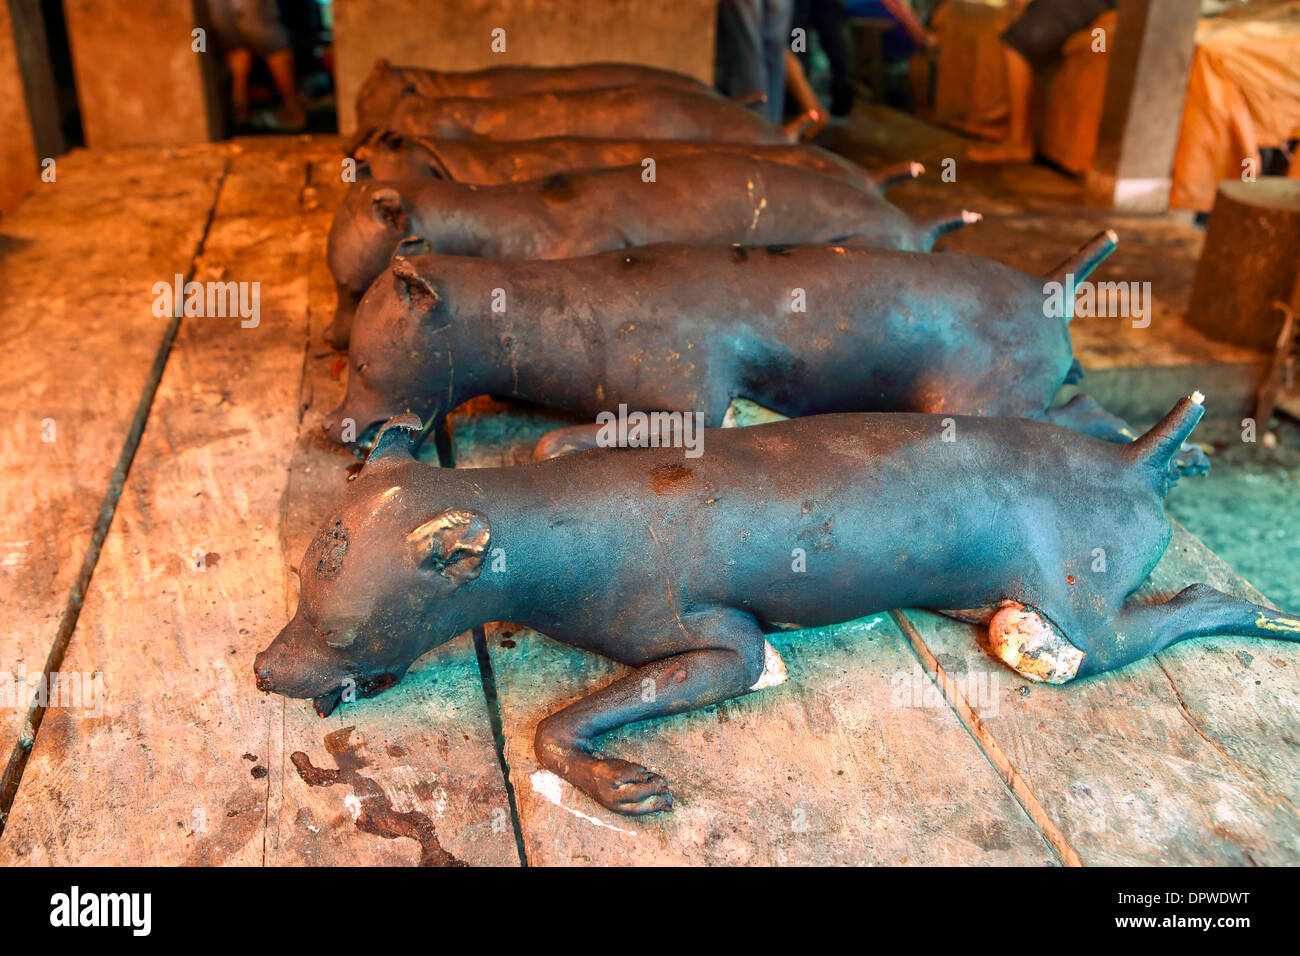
[370,187,407,232]
[365,413,423,466]
[391,256,438,313]
[407,509,490,584]
[394,235,433,258]
[343,125,377,156]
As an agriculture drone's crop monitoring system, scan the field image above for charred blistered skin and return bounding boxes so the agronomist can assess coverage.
[324,156,973,348]
[350,131,902,195]
[987,602,1086,683]
[259,402,1298,815]
[355,59,711,132]
[325,231,1206,478]
[374,84,791,145]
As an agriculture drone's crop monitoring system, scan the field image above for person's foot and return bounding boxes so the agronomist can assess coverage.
[970,102,1010,125]
[261,104,308,132]
[965,119,1007,140]
[967,140,1034,164]
[781,108,826,143]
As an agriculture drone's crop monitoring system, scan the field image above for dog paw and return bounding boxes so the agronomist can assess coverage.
[588,758,674,815]
[1171,443,1211,479]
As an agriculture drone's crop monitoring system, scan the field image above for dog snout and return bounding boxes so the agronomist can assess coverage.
[253,649,274,692]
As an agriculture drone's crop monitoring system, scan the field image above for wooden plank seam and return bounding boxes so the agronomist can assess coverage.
[890,610,1085,866]
[442,424,528,864]
[472,626,529,865]
[1154,658,1299,818]
[0,157,233,836]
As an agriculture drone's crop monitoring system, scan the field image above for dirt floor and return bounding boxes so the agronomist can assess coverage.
[1167,417,1300,609]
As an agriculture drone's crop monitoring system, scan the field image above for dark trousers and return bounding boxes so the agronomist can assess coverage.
[794,0,854,115]
[716,0,795,124]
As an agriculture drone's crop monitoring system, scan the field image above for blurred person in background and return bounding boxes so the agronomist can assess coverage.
[847,0,935,110]
[209,0,308,131]
[716,0,795,124]
[968,0,1117,163]
[792,0,855,118]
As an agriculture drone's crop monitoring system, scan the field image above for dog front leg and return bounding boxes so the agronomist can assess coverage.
[532,411,693,461]
[533,609,773,815]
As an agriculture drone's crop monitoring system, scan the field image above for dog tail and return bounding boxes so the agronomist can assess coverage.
[1127,392,1205,494]
[781,109,819,142]
[923,209,982,246]
[1043,229,1119,323]
[869,161,924,192]
[1045,229,1118,285]
[732,90,768,110]
[402,134,453,179]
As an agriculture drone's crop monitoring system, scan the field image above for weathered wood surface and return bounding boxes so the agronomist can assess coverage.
[62,0,216,148]
[0,140,518,865]
[2,137,1295,866]
[0,147,227,801]
[897,522,1300,866]
[486,617,1058,865]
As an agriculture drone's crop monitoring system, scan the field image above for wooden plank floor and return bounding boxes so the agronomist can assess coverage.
[486,618,1057,865]
[899,525,1300,866]
[1,136,1295,865]
[0,140,517,865]
[0,147,228,814]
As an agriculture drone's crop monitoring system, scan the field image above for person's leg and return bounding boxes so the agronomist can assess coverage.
[238,0,306,128]
[762,0,795,124]
[225,48,254,125]
[811,0,854,116]
[783,48,826,138]
[209,0,254,127]
[716,0,767,106]
[265,48,307,127]
[909,50,931,116]
[968,0,1114,163]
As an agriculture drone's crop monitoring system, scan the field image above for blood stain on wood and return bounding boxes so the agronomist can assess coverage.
[290,726,467,867]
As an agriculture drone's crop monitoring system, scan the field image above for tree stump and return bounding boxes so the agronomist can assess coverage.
[1188,178,1300,351]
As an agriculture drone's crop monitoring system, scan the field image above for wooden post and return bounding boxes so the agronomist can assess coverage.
[1085,0,1199,211]
[0,0,62,212]
[62,0,218,148]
